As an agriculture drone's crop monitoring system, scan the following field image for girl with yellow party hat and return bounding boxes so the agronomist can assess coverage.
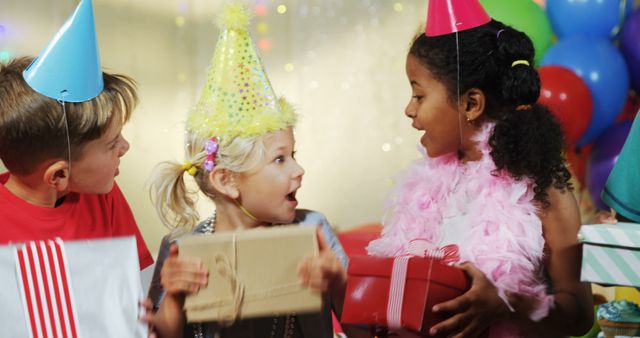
[146,3,347,338]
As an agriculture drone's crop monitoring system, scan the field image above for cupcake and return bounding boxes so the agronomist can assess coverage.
[597,300,640,338]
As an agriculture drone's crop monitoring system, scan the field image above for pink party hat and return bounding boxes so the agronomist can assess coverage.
[425,0,491,37]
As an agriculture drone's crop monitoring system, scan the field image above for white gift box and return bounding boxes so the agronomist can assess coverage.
[579,223,640,287]
[0,236,147,338]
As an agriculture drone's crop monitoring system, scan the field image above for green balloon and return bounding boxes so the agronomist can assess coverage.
[480,0,553,65]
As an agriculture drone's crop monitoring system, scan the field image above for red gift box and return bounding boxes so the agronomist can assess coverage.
[341,255,471,336]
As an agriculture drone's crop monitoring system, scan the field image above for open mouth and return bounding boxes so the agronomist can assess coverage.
[286,191,297,202]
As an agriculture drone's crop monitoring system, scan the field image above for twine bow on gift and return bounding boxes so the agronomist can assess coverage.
[213,251,245,326]
[183,233,246,326]
[184,233,306,325]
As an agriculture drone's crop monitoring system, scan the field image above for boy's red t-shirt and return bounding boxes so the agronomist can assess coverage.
[0,172,153,269]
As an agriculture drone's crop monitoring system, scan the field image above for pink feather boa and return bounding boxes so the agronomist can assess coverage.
[367,123,554,337]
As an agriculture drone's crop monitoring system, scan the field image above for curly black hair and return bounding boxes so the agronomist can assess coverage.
[409,20,572,207]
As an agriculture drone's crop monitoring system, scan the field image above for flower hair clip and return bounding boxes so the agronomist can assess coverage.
[204,136,220,171]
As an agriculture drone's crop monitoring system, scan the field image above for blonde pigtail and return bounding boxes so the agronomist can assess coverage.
[148,132,275,231]
[148,159,201,230]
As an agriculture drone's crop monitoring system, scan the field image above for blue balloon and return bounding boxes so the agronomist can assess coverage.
[542,38,629,145]
[547,0,631,39]
[621,8,640,92]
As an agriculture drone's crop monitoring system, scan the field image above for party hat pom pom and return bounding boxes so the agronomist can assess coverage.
[277,97,297,125]
[217,2,252,31]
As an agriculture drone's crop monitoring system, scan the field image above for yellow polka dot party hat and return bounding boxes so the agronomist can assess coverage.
[187,2,296,140]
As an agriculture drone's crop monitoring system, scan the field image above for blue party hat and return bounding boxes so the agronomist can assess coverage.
[602,114,640,222]
[23,0,103,102]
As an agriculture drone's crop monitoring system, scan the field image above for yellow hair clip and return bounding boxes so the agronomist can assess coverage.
[511,60,530,68]
[182,161,198,176]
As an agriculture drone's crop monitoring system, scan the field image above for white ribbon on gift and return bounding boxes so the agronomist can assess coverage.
[407,239,443,259]
[386,239,452,330]
[387,256,410,328]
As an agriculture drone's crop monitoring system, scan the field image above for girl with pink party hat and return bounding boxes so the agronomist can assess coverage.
[364,0,594,336]
[145,0,595,335]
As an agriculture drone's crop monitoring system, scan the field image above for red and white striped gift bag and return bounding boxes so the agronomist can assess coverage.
[1,236,147,338]
[15,239,79,338]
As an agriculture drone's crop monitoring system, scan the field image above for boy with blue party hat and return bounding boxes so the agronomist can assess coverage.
[0,0,152,269]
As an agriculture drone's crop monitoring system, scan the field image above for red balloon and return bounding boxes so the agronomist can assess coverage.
[538,66,593,145]
[615,92,640,123]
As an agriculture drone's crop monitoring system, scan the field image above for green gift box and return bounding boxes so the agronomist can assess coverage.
[579,223,640,287]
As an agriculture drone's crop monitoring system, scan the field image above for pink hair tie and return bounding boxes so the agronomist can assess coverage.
[204,137,220,171]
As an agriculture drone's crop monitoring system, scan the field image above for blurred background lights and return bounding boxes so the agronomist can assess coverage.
[177,1,188,14]
[0,51,10,63]
[257,22,269,34]
[174,16,186,27]
[255,4,267,17]
[284,63,294,72]
[299,5,309,18]
[277,5,287,14]
[393,3,404,12]
[258,38,271,51]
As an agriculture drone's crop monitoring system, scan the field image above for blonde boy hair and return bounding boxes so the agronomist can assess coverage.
[149,132,270,230]
[0,57,138,175]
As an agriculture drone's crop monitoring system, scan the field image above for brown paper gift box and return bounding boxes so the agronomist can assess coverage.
[179,225,321,323]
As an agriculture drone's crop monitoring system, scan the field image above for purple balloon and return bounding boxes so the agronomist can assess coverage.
[586,121,633,210]
[621,8,640,92]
